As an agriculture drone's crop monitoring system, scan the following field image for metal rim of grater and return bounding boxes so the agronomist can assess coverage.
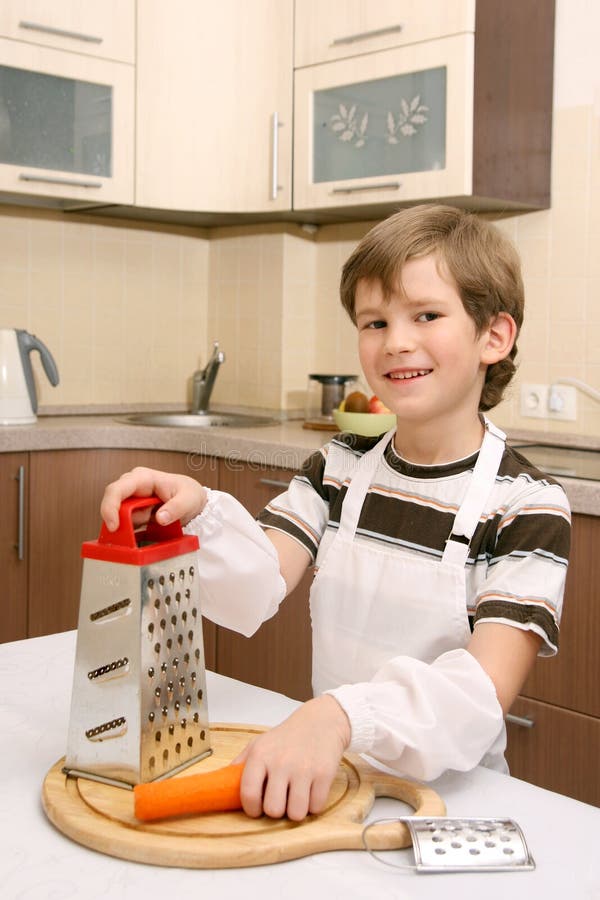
[362,816,535,873]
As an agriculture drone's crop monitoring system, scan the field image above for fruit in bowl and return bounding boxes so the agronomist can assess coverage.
[335,392,395,436]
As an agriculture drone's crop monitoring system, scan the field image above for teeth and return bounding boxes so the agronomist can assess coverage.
[388,370,429,380]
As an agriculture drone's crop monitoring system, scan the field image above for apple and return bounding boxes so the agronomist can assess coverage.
[368,395,392,414]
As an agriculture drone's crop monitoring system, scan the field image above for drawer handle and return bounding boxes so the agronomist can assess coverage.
[19,174,103,189]
[506,713,535,729]
[270,111,284,200]
[259,478,291,489]
[331,24,403,46]
[19,20,103,44]
[15,464,25,561]
[331,181,401,195]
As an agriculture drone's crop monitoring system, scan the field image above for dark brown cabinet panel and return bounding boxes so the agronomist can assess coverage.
[505,696,600,807]
[1,453,28,643]
[520,514,600,718]
[217,460,313,701]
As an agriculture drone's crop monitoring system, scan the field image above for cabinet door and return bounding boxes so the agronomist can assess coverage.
[27,449,219,671]
[217,461,313,701]
[294,0,474,68]
[505,696,600,807]
[0,453,28,643]
[0,39,134,204]
[520,514,600,719]
[136,0,293,214]
[293,34,473,211]
[0,1,135,64]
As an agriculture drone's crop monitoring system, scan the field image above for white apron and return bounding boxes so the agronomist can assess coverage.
[310,419,508,771]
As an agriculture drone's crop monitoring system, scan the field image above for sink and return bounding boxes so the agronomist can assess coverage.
[120,412,278,428]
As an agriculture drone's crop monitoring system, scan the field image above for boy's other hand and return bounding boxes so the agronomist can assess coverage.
[233,695,351,821]
[100,467,208,531]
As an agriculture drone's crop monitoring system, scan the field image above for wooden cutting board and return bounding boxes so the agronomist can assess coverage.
[42,723,445,869]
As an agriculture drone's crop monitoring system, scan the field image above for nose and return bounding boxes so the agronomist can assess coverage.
[383,320,415,354]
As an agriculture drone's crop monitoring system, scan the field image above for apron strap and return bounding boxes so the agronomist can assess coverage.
[336,429,395,541]
[442,418,506,566]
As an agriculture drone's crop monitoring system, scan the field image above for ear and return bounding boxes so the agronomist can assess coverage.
[480,312,517,364]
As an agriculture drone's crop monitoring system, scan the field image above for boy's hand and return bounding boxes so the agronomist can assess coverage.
[100,467,208,531]
[233,695,351,821]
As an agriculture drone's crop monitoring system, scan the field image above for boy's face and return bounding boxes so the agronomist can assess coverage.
[355,253,494,431]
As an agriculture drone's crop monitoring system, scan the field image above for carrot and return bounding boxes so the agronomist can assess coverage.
[133,761,244,821]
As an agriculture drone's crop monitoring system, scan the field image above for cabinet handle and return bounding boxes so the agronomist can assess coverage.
[271,112,284,200]
[331,24,403,47]
[259,478,291,489]
[15,465,25,561]
[331,181,401,195]
[19,174,103,189]
[506,713,535,729]
[19,20,103,44]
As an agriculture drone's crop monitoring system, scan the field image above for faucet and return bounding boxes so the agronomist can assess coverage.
[191,341,225,413]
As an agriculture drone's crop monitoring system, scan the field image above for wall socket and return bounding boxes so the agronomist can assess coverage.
[520,383,577,420]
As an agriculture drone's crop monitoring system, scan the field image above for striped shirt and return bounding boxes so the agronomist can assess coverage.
[257,431,571,656]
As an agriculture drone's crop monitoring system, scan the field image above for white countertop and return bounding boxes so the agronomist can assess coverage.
[2,630,599,899]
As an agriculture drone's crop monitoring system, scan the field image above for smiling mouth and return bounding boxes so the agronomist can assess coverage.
[385,369,432,380]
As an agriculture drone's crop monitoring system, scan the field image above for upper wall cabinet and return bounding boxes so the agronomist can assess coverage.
[0,1,135,64]
[135,0,293,214]
[294,0,475,68]
[0,41,134,206]
[293,0,555,216]
[0,1,135,206]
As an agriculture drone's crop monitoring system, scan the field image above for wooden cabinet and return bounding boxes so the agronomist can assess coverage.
[506,514,600,805]
[217,459,313,701]
[0,453,28,643]
[293,0,554,214]
[136,0,293,214]
[0,37,134,205]
[294,0,474,68]
[0,1,135,63]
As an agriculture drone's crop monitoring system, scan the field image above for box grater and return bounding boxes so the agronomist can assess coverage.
[64,496,212,788]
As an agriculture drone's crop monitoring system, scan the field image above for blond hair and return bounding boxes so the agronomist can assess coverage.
[340,204,524,411]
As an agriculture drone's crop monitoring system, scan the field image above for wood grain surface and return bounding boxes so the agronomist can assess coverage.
[42,723,445,868]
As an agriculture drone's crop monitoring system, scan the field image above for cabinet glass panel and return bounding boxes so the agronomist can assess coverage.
[313,66,446,183]
[0,65,112,176]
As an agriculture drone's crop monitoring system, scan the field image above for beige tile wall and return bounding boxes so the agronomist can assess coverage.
[0,105,598,435]
[0,207,209,409]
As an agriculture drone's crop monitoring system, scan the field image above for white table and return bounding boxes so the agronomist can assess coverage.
[2,631,599,900]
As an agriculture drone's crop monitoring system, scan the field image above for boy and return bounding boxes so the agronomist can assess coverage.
[101,205,570,822]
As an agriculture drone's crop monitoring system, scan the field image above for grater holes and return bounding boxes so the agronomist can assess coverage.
[155,730,161,742]
[87,657,129,681]
[168,724,175,736]
[165,595,171,607]
[163,748,169,763]
[154,642,161,654]
[181,611,187,623]
[185,589,191,600]
[149,756,155,770]
[171,614,177,627]
[197,689,203,701]
[159,575,165,586]
[189,566,195,579]
[192,607,198,620]
[166,638,173,649]
[200,729,205,741]
[154,598,160,610]
[175,591,181,604]
[187,737,193,748]
[169,572,176,584]
[188,629,194,643]
[85,716,127,741]
[179,569,185,581]
[175,742,181,754]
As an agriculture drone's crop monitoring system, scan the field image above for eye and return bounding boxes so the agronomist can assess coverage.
[417,312,439,323]
[365,319,386,330]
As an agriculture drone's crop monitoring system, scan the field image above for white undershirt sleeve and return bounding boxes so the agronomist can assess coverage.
[184,489,287,637]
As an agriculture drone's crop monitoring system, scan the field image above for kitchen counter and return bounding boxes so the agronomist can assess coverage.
[2,630,599,900]
[1,413,599,515]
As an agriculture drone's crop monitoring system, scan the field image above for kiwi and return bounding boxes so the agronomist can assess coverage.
[343,390,370,413]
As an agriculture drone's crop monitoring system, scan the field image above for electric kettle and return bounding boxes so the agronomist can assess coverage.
[0,328,59,424]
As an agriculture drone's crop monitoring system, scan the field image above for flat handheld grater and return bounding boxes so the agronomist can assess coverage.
[64,496,211,788]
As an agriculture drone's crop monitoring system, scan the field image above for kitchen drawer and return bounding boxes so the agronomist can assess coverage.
[294,0,475,68]
[506,696,600,807]
[0,1,135,64]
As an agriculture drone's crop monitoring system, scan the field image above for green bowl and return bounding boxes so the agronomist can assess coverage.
[334,409,396,436]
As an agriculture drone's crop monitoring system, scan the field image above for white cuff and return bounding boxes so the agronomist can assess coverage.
[184,489,287,637]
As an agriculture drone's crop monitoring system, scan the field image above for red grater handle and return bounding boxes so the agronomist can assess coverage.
[97,495,182,548]
[82,495,199,565]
